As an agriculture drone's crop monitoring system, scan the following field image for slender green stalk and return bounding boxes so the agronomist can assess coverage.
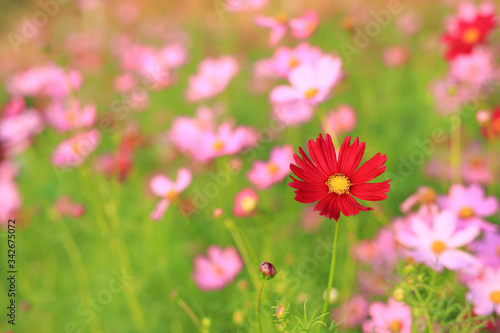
[256,280,266,333]
[176,298,204,332]
[51,211,104,333]
[317,221,341,332]
[225,219,261,289]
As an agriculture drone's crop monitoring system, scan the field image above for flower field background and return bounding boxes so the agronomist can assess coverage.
[0,0,499,332]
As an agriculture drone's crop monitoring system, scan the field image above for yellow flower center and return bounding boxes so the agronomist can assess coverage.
[459,206,475,219]
[497,245,500,257]
[419,188,436,204]
[432,240,446,254]
[267,162,279,175]
[490,291,500,304]
[241,196,257,213]
[326,173,351,195]
[275,12,288,23]
[214,265,225,277]
[165,190,178,201]
[288,57,300,68]
[304,87,319,99]
[71,141,82,156]
[462,28,480,44]
[212,140,225,151]
[390,320,402,333]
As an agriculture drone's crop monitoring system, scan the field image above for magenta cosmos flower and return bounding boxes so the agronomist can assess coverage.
[438,183,498,232]
[271,55,342,106]
[192,245,243,291]
[396,210,480,273]
[247,144,294,189]
[51,130,101,167]
[233,188,259,217]
[289,134,390,221]
[467,267,500,316]
[149,168,191,221]
[362,298,412,333]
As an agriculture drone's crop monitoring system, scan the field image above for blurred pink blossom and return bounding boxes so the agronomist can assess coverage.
[51,130,101,167]
[45,98,96,132]
[271,55,342,105]
[149,168,191,221]
[289,10,319,39]
[467,267,500,316]
[186,56,238,102]
[193,245,243,291]
[225,0,268,12]
[331,295,369,329]
[321,104,356,135]
[233,188,259,217]
[247,145,293,189]
[362,298,412,333]
[383,46,411,67]
[396,210,481,273]
[255,13,288,45]
[438,183,498,232]
[55,196,85,218]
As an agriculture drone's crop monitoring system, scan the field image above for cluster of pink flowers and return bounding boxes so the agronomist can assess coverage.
[432,1,498,115]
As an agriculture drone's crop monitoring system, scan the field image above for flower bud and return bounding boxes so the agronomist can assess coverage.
[393,287,404,301]
[276,305,287,319]
[476,110,491,125]
[323,288,339,304]
[213,207,223,219]
[259,262,277,279]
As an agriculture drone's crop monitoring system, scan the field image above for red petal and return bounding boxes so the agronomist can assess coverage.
[350,181,391,201]
[350,153,387,184]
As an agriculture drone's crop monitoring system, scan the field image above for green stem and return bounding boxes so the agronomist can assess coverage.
[225,219,260,289]
[176,298,204,332]
[317,221,341,332]
[256,280,266,333]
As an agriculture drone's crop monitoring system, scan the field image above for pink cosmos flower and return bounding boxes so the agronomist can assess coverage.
[362,298,412,333]
[399,186,439,215]
[300,205,322,233]
[289,10,319,39]
[2,97,26,117]
[6,65,82,98]
[51,130,101,167]
[113,73,137,93]
[396,12,421,36]
[247,145,293,189]
[331,295,369,329]
[461,143,493,185]
[430,77,473,115]
[272,101,315,126]
[55,196,85,218]
[438,184,498,232]
[383,46,411,67]
[270,55,342,105]
[225,0,268,12]
[450,48,494,85]
[396,210,481,273]
[354,228,398,271]
[93,151,133,183]
[149,168,191,221]
[185,56,239,102]
[321,104,356,135]
[469,232,500,268]
[194,123,256,162]
[233,188,259,217]
[467,267,500,316]
[192,245,243,291]
[0,163,21,222]
[45,98,96,132]
[0,109,43,155]
[267,43,323,78]
[255,13,288,45]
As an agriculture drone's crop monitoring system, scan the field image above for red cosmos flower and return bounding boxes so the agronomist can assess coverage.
[442,11,496,61]
[481,107,500,140]
[289,134,390,221]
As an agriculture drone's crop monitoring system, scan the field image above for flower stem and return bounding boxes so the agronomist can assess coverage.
[225,219,260,290]
[176,297,204,332]
[317,220,341,332]
[256,280,266,333]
